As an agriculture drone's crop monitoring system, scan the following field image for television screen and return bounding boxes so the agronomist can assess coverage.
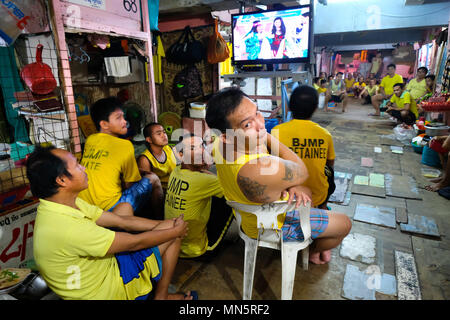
[231,6,311,66]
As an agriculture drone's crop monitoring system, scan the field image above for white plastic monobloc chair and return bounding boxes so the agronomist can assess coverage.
[226,200,312,300]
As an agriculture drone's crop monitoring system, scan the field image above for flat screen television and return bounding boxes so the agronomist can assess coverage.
[231,5,312,66]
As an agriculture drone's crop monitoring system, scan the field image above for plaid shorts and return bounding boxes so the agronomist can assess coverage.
[282,208,329,242]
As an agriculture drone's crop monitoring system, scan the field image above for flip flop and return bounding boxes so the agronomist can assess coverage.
[185,290,199,300]
[368,113,379,116]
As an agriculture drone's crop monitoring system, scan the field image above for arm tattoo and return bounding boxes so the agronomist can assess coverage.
[282,161,295,181]
[237,175,270,203]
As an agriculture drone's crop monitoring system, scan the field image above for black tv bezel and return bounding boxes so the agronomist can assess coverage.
[231,4,312,66]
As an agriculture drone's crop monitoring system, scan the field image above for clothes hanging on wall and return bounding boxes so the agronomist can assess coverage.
[0,46,30,143]
[220,43,234,76]
[153,35,165,84]
[104,56,131,77]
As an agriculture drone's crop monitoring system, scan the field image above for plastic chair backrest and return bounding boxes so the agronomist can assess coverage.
[227,200,312,245]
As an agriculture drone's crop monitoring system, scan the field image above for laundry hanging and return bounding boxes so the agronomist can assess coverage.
[0,46,30,143]
[104,56,131,77]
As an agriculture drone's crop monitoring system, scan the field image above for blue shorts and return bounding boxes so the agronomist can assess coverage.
[109,177,152,212]
[282,208,329,242]
[115,247,162,300]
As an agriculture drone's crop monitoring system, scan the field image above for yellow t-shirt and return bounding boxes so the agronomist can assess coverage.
[164,166,224,258]
[367,85,379,96]
[313,83,320,90]
[345,78,355,89]
[380,74,403,96]
[140,145,177,189]
[79,133,141,211]
[390,91,418,118]
[212,139,285,239]
[406,78,427,100]
[317,87,327,94]
[354,82,366,88]
[272,120,335,207]
[33,198,160,300]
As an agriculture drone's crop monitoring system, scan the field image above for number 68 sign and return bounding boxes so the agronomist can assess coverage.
[0,203,38,269]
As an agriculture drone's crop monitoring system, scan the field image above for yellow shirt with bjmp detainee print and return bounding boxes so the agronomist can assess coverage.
[272,120,335,207]
[79,133,141,211]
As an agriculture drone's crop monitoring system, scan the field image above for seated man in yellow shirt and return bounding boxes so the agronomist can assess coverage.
[26,145,196,300]
[205,87,351,265]
[272,85,336,210]
[344,73,355,97]
[79,98,162,219]
[353,76,367,100]
[137,123,177,219]
[359,78,378,105]
[386,83,418,125]
[406,67,428,104]
[165,134,234,259]
[370,63,403,116]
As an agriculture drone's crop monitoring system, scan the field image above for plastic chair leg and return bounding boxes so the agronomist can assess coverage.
[242,239,258,300]
[302,247,309,271]
[281,245,299,300]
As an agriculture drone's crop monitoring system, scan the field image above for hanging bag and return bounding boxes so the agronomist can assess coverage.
[166,26,205,65]
[207,19,230,64]
[172,65,204,102]
[184,26,205,64]
[166,28,188,64]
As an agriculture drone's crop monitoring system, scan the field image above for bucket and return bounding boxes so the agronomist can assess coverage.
[411,142,423,154]
[421,145,441,167]
[189,102,206,119]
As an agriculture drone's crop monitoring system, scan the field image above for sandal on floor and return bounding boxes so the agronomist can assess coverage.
[368,113,379,116]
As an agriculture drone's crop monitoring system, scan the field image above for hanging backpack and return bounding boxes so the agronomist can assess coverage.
[207,19,230,64]
[172,65,204,102]
[166,26,205,65]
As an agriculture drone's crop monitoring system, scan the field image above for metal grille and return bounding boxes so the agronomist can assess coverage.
[0,32,76,208]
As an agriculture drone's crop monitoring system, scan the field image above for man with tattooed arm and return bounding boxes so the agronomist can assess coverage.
[205,87,351,264]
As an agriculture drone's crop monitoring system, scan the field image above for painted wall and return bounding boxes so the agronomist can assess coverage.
[314,0,450,34]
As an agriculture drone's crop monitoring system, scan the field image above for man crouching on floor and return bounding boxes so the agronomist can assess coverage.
[26,145,197,300]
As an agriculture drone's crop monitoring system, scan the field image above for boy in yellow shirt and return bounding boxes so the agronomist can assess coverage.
[137,122,177,219]
[371,63,403,116]
[272,85,336,209]
[79,97,162,218]
[344,73,355,96]
[386,83,418,125]
[27,145,196,300]
[360,78,378,105]
[165,134,233,259]
[353,76,367,100]
[318,79,328,95]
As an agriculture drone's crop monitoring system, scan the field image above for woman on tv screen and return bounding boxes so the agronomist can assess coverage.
[243,20,265,60]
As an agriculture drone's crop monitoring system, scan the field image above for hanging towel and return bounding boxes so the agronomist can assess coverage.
[104,56,131,77]
[0,46,30,143]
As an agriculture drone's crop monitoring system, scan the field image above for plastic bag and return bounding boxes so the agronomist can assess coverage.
[393,124,416,145]
[207,19,229,64]
[318,93,325,109]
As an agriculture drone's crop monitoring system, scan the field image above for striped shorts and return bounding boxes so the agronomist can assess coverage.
[115,247,162,300]
[282,208,329,242]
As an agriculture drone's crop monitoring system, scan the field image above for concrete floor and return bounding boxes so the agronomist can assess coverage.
[170,98,450,300]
